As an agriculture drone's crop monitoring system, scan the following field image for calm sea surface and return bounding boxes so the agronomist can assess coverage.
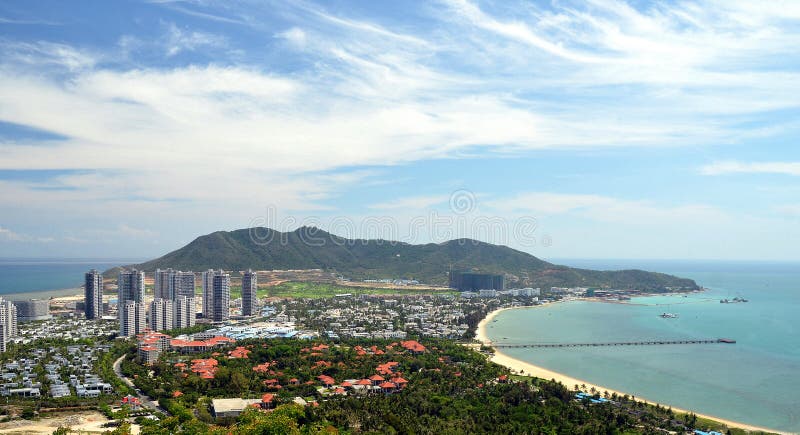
[487,260,800,433]
[0,258,141,299]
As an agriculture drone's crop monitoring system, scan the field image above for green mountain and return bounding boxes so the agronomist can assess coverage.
[114,227,699,291]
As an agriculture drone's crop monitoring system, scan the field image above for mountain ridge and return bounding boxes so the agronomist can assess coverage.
[109,227,699,291]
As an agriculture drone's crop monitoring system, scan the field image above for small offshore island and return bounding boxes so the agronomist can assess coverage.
[0,230,788,434]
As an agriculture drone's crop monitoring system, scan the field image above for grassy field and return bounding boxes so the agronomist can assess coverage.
[211,281,455,299]
[199,281,457,299]
[262,282,458,298]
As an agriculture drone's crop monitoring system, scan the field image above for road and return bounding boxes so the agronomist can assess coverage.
[112,355,169,415]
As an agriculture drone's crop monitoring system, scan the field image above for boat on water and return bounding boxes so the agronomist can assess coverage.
[720,296,749,303]
[659,312,678,318]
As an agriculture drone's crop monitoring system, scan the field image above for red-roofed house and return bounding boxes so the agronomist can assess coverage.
[400,340,426,354]
[379,381,397,393]
[391,377,408,389]
[260,393,275,409]
[228,346,251,359]
[252,361,272,373]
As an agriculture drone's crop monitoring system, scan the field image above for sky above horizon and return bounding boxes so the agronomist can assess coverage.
[1,0,799,261]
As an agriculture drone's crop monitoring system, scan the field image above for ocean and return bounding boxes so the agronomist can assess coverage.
[486,259,800,433]
[0,258,141,300]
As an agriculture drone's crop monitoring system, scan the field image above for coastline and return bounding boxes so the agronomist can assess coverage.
[475,305,790,435]
[1,287,85,301]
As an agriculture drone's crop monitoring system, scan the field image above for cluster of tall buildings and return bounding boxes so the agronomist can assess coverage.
[84,267,260,338]
[154,269,196,300]
[150,269,197,333]
[149,295,195,332]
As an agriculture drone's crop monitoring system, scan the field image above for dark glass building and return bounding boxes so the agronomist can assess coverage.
[448,271,504,291]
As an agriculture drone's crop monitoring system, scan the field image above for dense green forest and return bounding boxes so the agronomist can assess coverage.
[109,227,698,291]
[116,338,749,435]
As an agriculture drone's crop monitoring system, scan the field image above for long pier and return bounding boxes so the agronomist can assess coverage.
[490,338,735,348]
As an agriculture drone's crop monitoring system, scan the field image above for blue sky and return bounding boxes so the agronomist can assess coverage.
[0,0,799,260]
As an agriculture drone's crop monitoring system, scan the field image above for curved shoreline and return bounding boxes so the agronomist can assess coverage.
[476,305,790,435]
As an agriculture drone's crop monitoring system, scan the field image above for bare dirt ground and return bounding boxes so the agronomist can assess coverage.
[0,411,140,435]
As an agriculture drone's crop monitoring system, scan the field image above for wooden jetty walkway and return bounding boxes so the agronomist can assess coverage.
[491,338,736,348]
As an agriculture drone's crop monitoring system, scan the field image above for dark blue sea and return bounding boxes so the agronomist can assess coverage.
[0,258,143,298]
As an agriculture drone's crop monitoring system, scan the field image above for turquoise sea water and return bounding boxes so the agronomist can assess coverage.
[487,260,800,433]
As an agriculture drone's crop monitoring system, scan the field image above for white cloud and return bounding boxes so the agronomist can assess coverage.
[485,192,725,224]
[775,204,800,217]
[0,17,60,25]
[276,27,307,48]
[0,226,25,241]
[700,161,800,176]
[0,226,58,244]
[369,195,448,210]
[1,0,800,256]
[118,225,157,238]
[164,23,227,57]
[0,41,96,71]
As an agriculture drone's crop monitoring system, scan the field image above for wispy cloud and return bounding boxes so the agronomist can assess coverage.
[1,0,799,256]
[775,204,800,218]
[369,195,448,210]
[700,161,800,176]
[484,192,725,224]
[0,225,25,241]
[275,27,307,48]
[0,40,96,71]
[0,225,55,243]
[0,17,61,26]
[164,22,227,57]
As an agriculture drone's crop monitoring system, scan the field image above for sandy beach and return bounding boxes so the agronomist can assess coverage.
[475,305,790,435]
[1,287,85,301]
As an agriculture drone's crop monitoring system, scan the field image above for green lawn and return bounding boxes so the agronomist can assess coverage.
[197,281,457,299]
[261,282,457,299]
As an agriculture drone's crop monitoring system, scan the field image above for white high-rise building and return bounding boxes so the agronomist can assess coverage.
[201,269,215,319]
[241,269,257,316]
[120,300,146,337]
[212,270,230,322]
[84,269,104,320]
[118,269,145,304]
[174,296,196,329]
[149,298,174,332]
[0,298,18,353]
[154,268,175,300]
[173,271,196,300]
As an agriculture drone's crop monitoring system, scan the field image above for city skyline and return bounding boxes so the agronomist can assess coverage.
[0,0,798,261]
